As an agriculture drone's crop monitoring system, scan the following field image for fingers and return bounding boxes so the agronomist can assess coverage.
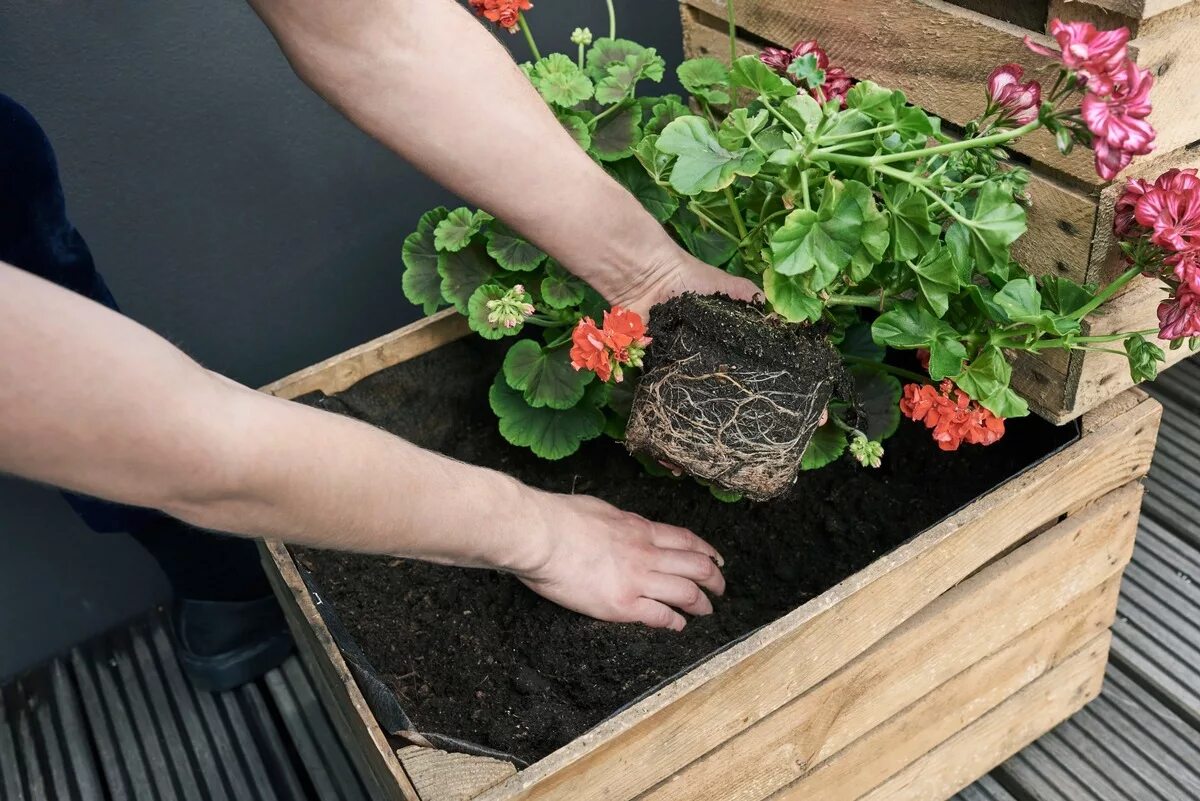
[649,523,725,567]
[642,572,714,617]
[651,548,725,596]
[629,598,687,632]
[819,407,829,427]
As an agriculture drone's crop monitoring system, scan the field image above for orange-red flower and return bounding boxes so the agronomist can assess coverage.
[900,380,1006,451]
[468,0,532,33]
[570,317,612,383]
[569,306,652,384]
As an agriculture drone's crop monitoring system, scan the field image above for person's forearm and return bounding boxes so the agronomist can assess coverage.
[247,0,680,302]
[0,264,541,570]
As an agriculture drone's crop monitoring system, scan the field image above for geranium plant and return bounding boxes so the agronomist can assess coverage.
[401,1,1191,499]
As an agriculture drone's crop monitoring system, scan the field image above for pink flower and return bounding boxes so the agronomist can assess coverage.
[759,40,853,105]
[1026,20,1130,93]
[1113,177,1150,239]
[1135,183,1200,252]
[1154,168,1200,194]
[1158,283,1200,340]
[1094,139,1135,181]
[1168,251,1200,294]
[823,67,853,105]
[1081,61,1155,156]
[987,64,1042,124]
[759,46,795,74]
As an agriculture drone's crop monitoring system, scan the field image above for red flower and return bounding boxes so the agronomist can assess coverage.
[1168,250,1200,294]
[900,380,1006,452]
[1026,20,1130,93]
[1135,181,1200,253]
[823,67,854,105]
[570,317,613,383]
[1158,283,1200,341]
[468,0,532,33]
[1094,140,1135,182]
[987,64,1042,124]
[1081,61,1155,154]
[760,40,852,106]
[1113,177,1150,239]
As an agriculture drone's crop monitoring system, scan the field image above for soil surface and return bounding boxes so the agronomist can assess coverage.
[293,336,1074,764]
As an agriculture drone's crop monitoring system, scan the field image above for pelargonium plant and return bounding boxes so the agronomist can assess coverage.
[402,1,1189,500]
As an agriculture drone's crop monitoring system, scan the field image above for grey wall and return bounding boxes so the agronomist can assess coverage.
[0,1,684,679]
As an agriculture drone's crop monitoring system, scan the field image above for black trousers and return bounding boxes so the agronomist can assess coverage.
[1,92,268,602]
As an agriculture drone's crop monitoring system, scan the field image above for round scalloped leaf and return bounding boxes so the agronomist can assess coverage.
[402,207,450,314]
[467,284,524,341]
[607,158,677,222]
[489,373,606,460]
[434,208,490,253]
[557,111,592,151]
[592,105,642,161]
[763,268,823,323]
[585,38,648,79]
[540,260,588,309]
[485,222,546,273]
[438,242,497,313]
[532,53,594,107]
[800,422,847,470]
[502,339,592,409]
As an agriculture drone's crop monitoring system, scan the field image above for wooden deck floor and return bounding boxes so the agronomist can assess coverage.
[955,358,1200,801]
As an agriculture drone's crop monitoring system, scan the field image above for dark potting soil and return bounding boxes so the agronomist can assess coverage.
[292,336,1075,764]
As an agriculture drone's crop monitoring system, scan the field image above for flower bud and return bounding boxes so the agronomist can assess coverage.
[849,435,884,469]
[571,27,593,46]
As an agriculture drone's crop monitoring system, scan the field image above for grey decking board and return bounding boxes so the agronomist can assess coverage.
[953,774,1020,801]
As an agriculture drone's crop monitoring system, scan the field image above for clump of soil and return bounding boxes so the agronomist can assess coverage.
[292,336,1074,764]
[625,294,851,500]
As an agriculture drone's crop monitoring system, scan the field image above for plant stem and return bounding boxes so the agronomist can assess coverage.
[726,0,737,63]
[724,186,749,240]
[826,293,887,309]
[813,119,1040,166]
[518,14,541,61]
[577,42,585,69]
[688,203,740,243]
[606,0,617,38]
[800,170,811,211]
[818,123,897,144]
[842,354,929,384]
[761,98,803,137]
[1070,264,1142,320]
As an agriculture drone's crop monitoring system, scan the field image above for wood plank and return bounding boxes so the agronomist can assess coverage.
[475,395,1158,801]
[850,632,1110,801]
[681,0,1200,186]
[259,540,421,801]
[635,483,1138,801]
[261,309,469,400]
[679,7,1103,286]
[769,617,1116,801]
[397,746,517,801]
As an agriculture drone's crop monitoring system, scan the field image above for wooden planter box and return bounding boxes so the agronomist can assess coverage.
[258,311,1161,801]
[680,0,1200,423]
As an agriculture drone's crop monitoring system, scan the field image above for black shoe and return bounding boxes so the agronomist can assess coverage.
[171,595,294,692]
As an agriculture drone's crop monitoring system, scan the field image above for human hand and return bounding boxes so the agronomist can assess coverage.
[511,489,725,631]
[602,245,762,321]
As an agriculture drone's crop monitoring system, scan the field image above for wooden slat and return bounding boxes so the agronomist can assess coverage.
[397,747,517,801]
[636,483,1140,801]
[679,7,1102,287]
[681,0,1200,187]
[474,392,1158,801]
[261,309,469,400]
[851,633,1111,801]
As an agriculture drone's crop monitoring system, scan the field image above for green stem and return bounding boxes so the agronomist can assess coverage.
[724,186,749,240]
[842,354,929,384]
[818,123,897,144]
[726,0,737,63]
[605,0,617,39]
[577,42,585,69]
[813,119,1040,166]
[1070,264,1142,320]
[761,97,803,137]
[589,99,628,128]
[800,170,811,211]
[518,14,540,61]
[825,293,887,309]
[688,203,740,243]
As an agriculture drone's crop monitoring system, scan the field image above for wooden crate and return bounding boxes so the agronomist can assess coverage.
[679,1,1200,423]
[258,310,1162,801]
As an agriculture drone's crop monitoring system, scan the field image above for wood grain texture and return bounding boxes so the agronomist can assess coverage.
[636,482,1139,801]
[771,610,1116,801]
[681,0,1200,186]
[852,633,1111,801]
[261,310,469,400]
[397,747,516,801]
[475,393,1158,801]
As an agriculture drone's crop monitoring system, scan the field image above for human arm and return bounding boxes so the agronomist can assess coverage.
[0,264,724,629]
[245,0,759,319]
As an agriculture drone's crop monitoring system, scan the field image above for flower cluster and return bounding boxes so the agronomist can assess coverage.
[760,40,852,105]
[899,381,1006,452]
[986,65,1041,125]
[1115,168,1200,340]
[1027,21,1154,180]
[485,284,536,329]
[570,307,652,384]
[468,0,532,34]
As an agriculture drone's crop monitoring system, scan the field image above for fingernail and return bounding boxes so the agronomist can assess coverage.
[713,552,726,568]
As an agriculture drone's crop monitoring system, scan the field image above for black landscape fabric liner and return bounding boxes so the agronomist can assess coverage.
[287,384,1081,768]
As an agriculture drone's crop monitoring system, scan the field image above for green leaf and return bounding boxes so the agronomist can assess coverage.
[402,207,449,314]
[677,57,730,105]
[948,182,1027,273]
[993,276,1042,323]
[438,241,496,313]
[909,246,961,318]
[607,157,677,221]
[540,259,588,309]
[953,347,1029,418]
[656,116,764,195]
[717,108,769,150]
[586,38,649,79]
[841,322,885,362]
[786,53,825,90]
[1040,274,1095,316]
[595,60,640,105]
[434,207,489,253]
[845,81,894,119]
[852,367,902,441]
[801,422,847,470]
[485,222,546,272]
[780,93,823,133]
[490,373,606,459]
[769,178,888,289]
[728,55,797,100]
[670,208,738,267]
[531,53,594,107]
[763,268,823,322]
[503,339,593,409]
[467,284,523,340]
[1125,334,1165,383]
[707,485,744,503]
[872,303,966,380]
[928,335,968,381]
[644,96,691,136]
[557,111,592,151]
[884,184,940,263]
[592,104,642,161]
